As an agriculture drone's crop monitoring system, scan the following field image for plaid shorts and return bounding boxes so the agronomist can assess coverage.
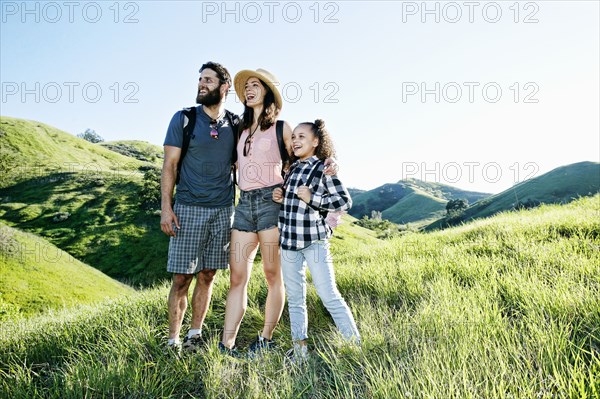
[167,203,234,274]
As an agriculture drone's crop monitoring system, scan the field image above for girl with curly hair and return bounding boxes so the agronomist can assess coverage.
[272,119,360,362]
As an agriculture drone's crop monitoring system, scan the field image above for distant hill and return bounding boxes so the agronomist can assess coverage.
[0,116,150,188]
[0,223,132,321]
[350,179,490,225]
[427,161,600,230]
[347,188,366,198]
[382,190,447,225]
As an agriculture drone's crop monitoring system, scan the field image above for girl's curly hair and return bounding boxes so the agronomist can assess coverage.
[297,119,336,161]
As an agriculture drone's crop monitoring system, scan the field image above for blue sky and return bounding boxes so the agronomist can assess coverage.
[1,0,599,193]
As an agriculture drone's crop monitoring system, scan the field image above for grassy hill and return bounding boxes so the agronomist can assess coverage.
[428,161,600,230]
[1,196,598,398]
[399,178,490,204]
[350,180,489,224]
[100,140,163,166]
[0,170,169,286]
[0,223,132,321]
[0,116,150,188]
[0,117,168,286]
[381,189,447,225]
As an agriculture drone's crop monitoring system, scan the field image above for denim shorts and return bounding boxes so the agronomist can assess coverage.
[232,185,281,233]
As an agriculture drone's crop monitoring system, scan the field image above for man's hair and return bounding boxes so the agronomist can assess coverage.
[200,61,232,86]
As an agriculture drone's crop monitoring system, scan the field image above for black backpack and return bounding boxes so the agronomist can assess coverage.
[274,120,289,175]
[176,106,240,185]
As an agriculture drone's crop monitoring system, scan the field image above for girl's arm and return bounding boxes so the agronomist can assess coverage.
[308,173,352,212]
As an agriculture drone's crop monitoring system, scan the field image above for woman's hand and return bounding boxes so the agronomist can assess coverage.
[323,158,339,176]
[272,187,284,203]
[296,186,312,203]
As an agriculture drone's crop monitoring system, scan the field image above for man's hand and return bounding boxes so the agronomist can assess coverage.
[296,186,312,203]
[272,187,284,204]
[324,158,339,176]
[160,208,180,237]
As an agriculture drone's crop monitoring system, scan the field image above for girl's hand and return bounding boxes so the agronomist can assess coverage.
[296,186,312,203]
[272,187,284,203]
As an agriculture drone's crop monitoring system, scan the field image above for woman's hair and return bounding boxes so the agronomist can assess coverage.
[240,79,280,132]
[297,119,336,161]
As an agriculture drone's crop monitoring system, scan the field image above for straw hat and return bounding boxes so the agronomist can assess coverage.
[234,68,283,110]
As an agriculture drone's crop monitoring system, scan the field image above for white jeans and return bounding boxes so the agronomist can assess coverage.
[280,240,360,342]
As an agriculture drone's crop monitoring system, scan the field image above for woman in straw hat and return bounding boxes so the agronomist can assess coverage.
[219,68,291,355]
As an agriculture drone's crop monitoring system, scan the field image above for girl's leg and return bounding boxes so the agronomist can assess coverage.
[221,229,259,348]
[304,241,360,342]
[280,248,309,342]
[257,227,285,340]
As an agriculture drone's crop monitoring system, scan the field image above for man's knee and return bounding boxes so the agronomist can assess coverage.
[172,274,194,292]
[197,269,216,285]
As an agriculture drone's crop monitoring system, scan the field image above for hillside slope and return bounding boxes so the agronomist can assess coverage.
[381,189,447,225]
[427,161,600,230]
[1,196,597,398]
[350,179,489,224]
[0,171,168,286]
[0,223,132,321]
[100,140,163,166]
[0,116,149,187]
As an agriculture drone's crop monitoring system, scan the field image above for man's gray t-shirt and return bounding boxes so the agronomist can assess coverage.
[164,106,235,207]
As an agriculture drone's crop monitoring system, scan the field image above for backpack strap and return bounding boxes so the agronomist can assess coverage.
[225,110,241,203]
[275,120,289,177]
[176,106,197,184]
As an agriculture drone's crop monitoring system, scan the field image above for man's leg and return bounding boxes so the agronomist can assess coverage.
[168,273,194,340]
[190,268,217,331]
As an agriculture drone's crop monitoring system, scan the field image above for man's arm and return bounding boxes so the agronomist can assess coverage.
[160,145,182,237]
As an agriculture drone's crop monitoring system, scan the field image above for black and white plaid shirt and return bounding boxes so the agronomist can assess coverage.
[278,156,352,250]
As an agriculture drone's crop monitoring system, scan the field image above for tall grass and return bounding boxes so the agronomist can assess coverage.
[1,196,598,398]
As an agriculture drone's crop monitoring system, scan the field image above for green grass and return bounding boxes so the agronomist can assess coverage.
[1,195,598,398]
[0,223,132,321]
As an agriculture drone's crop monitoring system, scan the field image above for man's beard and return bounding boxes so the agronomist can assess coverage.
[196,86,223,106]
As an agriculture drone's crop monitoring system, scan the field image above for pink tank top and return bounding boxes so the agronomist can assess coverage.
[237,123,284,191]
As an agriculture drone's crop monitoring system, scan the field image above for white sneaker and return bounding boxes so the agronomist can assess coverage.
[285,343,309,366]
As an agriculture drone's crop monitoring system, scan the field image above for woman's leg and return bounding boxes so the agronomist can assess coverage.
[304,241,360,342]
[257,227,285,339]
[221,229,259,348]
[280,248,309,342]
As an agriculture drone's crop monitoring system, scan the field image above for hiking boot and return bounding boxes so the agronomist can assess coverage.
[285,343,309,366]
[182,333,202,353]
[218,341,241,358]
[247,335,276,357]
